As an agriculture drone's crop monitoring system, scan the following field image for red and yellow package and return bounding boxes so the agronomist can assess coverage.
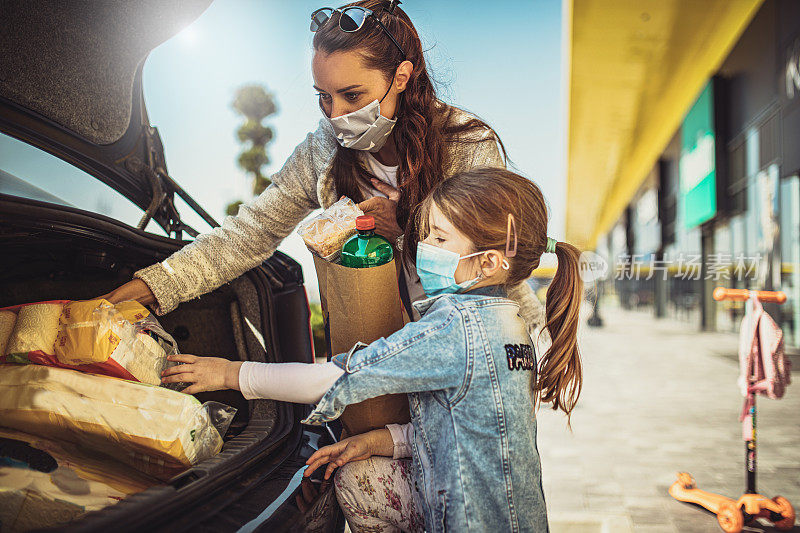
[0,299,178,386]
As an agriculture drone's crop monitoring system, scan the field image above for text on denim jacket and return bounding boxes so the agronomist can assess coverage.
[504,343,535,371]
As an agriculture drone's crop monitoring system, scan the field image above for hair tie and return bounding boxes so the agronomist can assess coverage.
[545,237,557,254]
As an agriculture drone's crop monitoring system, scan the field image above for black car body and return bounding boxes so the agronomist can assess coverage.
[0,1,342,531]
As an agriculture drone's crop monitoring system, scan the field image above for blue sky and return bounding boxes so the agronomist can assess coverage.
[1,0,563,303]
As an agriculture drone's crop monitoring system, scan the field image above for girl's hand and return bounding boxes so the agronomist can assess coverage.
[359,180,403,243]
[304,428,394,480]
[161,354,243,395]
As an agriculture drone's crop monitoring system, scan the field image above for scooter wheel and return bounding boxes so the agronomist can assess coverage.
[771,496,795,530]
[717,501,744,533]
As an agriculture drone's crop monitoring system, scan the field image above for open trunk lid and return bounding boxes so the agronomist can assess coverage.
[0,0,216,237]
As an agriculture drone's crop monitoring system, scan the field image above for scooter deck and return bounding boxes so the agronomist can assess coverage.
[669,472,731,514]
[669,473,795,532]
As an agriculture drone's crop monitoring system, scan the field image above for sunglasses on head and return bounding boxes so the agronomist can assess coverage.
[310,3,406,60]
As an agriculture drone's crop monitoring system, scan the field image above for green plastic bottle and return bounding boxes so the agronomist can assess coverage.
[340,215,394,268]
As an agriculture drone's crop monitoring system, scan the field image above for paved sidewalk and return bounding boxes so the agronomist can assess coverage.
[538,302,800,533]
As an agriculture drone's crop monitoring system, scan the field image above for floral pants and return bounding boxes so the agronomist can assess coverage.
[334,456,425,533]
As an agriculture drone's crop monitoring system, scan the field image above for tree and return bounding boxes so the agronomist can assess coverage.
[309,303,327,361]
[225,200,243,217]
[225,84,277,215]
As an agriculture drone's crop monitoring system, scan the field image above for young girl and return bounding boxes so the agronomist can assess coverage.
[162,168,584,532]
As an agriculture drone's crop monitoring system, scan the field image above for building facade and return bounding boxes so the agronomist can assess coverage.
[597,0,800,348]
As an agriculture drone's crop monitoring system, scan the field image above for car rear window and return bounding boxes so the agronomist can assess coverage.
[0,132,169,237]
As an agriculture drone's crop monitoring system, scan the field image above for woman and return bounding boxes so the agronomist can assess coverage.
[104,0,542,323]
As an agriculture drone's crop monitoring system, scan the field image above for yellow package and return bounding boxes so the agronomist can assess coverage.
[54,299,151,365]
[0,309,17,355]
[0,365,229,481]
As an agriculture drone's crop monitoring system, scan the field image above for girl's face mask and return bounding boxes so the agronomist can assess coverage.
[416,242,509,297]
[323,92,396,153]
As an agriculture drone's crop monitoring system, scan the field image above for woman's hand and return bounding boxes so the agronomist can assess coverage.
[161,354,243,395]
[98,278,155,306]
[304,428,394,480]
[359,179,403,243]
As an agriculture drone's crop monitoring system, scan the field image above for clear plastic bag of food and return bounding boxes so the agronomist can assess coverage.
[296,196,363,261]
[0,298,181,387]
[87,300,184,388]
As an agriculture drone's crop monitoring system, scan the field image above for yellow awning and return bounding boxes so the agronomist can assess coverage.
[565,0,764,250]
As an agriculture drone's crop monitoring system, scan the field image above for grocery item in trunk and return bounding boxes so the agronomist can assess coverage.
[0,365,235,481]
[0,299,180,387]
[5,302,64,355]
[54,299,150,364]
[0,309,15,355]
[0,427,158,532]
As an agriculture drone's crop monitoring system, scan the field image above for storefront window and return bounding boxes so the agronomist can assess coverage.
[730,214,746,258]
[663,169,702,323]
[727,213,749,326]
[633,188,661,256]
[608,222,627,305]
[744,127,761,257]
[780,174,800,349]
[714,222,736,332]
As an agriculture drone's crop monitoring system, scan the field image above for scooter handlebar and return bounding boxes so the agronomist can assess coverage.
[712,287,787,304]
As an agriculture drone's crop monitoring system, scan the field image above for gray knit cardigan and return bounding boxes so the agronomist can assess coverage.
[134,110,547,340]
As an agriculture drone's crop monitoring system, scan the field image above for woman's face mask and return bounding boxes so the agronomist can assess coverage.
[319,63,398,153]
[323,93,396,152]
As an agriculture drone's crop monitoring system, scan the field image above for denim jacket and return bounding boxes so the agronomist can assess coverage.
[303,285,549,532]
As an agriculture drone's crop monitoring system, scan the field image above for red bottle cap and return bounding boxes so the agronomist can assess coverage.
[355,215,375,231]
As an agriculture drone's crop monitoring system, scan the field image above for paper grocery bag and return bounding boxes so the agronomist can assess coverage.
[312,254,410,436]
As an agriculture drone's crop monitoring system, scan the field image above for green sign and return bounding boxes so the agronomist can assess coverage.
[679,81,716,229]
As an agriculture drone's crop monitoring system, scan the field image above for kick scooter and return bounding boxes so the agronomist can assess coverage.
[669,287,795,532]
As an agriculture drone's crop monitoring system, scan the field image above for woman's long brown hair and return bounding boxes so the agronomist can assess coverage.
[312,0,505,241]
[414,168,583,423]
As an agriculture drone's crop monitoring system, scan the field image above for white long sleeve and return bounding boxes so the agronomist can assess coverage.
[238,361,344,402]
[386,422,414,459]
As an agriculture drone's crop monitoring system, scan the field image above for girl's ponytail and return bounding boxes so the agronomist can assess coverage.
[537,240,583,424]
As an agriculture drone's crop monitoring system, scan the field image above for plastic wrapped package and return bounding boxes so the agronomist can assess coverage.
[109,329,176,387]
[54,299,148,364]
[0,309,16,355]
[0,427,159,532]
[297,196,363,260]
[56,299,182,387]
[5,302,65,355]
[0,365,236,481]
[0,299,180,387]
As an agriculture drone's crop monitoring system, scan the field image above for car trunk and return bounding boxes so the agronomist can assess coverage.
[0,1,327,528]
[0,196,316,530]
